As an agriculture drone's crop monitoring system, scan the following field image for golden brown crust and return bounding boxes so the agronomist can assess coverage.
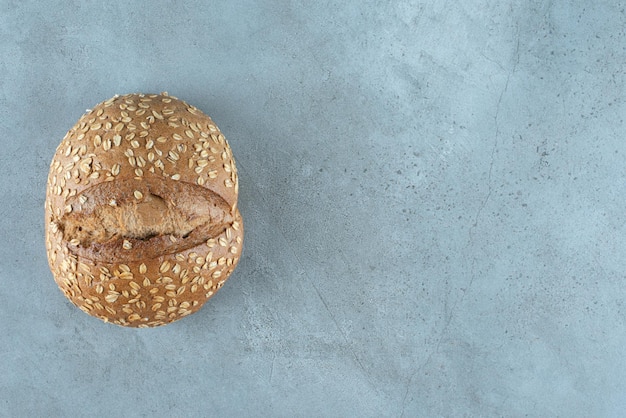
[45,93,243,327]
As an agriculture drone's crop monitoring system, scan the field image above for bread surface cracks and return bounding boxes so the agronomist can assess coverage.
[57,178,233,257]
[62,192,213,245]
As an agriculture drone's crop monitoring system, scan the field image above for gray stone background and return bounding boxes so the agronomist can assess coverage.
[1,0,625,416]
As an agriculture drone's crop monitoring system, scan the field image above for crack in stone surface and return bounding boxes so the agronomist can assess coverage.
[400,26,522,417]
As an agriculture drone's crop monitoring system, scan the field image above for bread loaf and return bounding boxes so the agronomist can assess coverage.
[45,93,243,327]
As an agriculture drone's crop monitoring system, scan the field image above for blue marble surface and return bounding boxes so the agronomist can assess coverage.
[1,1,625,416]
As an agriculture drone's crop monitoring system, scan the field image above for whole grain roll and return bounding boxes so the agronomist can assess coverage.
[45,93,243,327]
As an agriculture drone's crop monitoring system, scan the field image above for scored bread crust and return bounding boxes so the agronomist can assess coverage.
[45,93,243,327]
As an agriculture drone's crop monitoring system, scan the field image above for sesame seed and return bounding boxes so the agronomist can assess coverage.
[172,133,183,141]
[171,174,180,180]
[128,313,141,322]
[134,190,143,199]
[159,261,171,273]
[79,157,92,174]
[123,240,132,249]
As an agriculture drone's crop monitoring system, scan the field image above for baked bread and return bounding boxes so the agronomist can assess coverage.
[45,93,243,327]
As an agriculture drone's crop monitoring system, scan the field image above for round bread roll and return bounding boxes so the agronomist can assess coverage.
[45,93,243,327]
